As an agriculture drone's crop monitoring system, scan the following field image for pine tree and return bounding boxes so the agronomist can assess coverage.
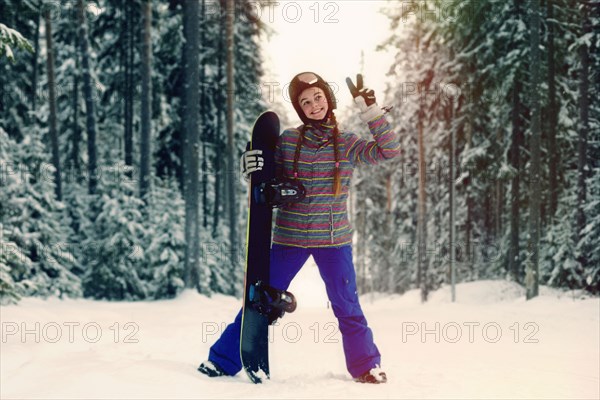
[1,127,82,300]
[574,1,591,272]
[144,177,186,299]
[0,21,33,61]
[81,165,148,300]
[0,128,29,304]
[0,1,37,140]
[373,0,599,298]
[1,0,270,303]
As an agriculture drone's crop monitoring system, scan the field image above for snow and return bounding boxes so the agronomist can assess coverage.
[1,263,598,400]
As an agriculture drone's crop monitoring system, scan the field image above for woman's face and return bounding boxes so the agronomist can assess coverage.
[298,87,328,121]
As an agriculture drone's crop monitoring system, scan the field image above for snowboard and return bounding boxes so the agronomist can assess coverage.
[240,111,304,384]
[240,111,281,384]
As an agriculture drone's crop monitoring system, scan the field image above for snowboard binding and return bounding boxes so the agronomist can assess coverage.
[248,281,297,324]
[253,178,306,208]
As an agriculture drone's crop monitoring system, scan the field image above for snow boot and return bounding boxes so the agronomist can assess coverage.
[354,366,387,384]
[197,360,228,377]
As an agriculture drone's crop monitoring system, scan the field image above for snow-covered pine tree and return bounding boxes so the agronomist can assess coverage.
[577,166,599,293]
[430,1,536,286]
[75,0,100,196]
[539,0,599,294]
[344,108,396,294]
[81,164,148,300]
[0,5,36,305]
[144,176,186,299]
[0,0,37,139]
[219,0,269,296]
[542,188,581,290]
[0,19,34,61]
[577,0,599,293]
[1,3,83,302]
[380,1,451,297]
[0,128,29,304]
[0,227,26,305]
[2,126,82,299]
[154,1,185,187]
[51,4,88,244]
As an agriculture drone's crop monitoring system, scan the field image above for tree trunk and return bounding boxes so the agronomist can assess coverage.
[546,0,559,218]
[30,0,41,115]
[201,0,208,229]
[417,109,428,302]
[226,0,238,289]
[139,0,152,201]
[76,0,99,195]
[509,69,522,283]
[182,0,201,290]
[465,161,473,279]
[449,102,456,301]
[576,2,590,267]
[212,140,222,237]
[71,49,81,184]
[495,128,503,238]
[509,66,523,282]
[124,0,134,177]
[202,144,208,227]
[212,10,225,238]
[385,172,394,292]
[68,46,82,235]
[526,0,541,300]
[44,11,62,201]
[509,0,524,283]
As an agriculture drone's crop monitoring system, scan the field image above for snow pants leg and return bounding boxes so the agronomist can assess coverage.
[206,244,381,378]
[312,246,381,378]
[207,244,310,376]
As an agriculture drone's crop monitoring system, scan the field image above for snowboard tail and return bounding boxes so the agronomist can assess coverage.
[240,308,270,383]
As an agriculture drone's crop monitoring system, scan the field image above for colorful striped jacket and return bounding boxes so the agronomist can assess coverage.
[272,114,401,248]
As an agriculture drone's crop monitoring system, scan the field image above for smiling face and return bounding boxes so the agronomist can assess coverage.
[298,87,328,121]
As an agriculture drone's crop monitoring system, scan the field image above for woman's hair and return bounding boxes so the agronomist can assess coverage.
[292,112,342,197]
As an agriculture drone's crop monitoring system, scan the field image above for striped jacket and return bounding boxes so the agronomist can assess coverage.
[272,114,401,248]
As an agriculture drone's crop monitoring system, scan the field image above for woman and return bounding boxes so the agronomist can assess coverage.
[199,72,401,383]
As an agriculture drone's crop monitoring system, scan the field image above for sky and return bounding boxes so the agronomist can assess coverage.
[257,1,396,124]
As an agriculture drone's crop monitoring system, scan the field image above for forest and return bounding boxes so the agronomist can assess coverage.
[1,0,598,305]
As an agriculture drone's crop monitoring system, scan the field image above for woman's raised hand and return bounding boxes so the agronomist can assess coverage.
[346,74,377,107]
[346,74,381,123]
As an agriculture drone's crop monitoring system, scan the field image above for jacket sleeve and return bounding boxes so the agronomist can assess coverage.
[343,114,401,166]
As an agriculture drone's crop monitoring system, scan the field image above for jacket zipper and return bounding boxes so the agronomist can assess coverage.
[329,205,334,244]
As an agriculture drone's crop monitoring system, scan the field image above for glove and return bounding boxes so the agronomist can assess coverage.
[346,74,382,123]
[240,148,264,182]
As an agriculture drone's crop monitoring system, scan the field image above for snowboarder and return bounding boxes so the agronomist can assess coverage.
[198,72,401,384]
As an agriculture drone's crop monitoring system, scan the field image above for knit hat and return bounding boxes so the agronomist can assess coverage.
[288,72,337,124]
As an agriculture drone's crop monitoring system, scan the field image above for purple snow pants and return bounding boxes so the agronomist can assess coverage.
[207,244,381,378]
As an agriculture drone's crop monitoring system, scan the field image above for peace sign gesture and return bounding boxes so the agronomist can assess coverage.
[346,74,377,107]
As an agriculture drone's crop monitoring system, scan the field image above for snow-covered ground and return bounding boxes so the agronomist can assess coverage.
[1,258,599,399]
